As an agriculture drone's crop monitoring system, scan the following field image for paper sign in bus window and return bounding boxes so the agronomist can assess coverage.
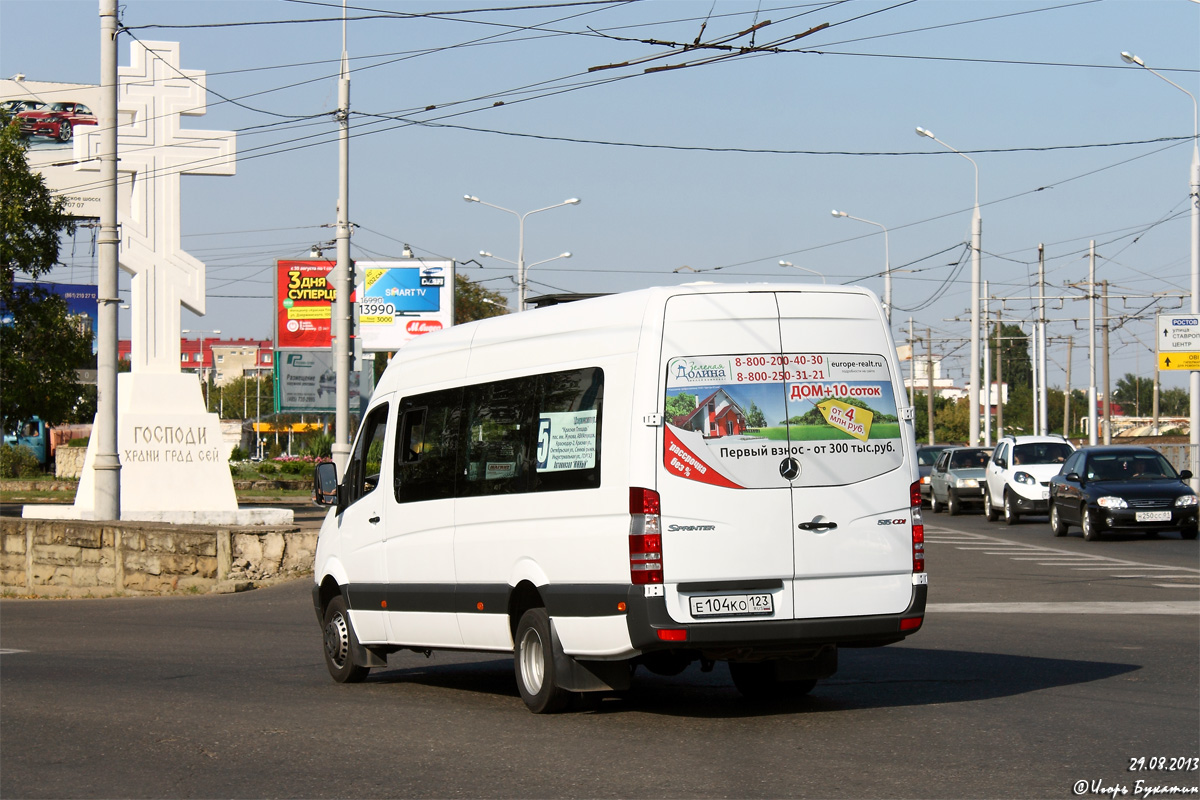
[536,410,598,472]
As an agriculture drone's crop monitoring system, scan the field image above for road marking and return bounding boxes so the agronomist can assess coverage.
[0,649,29,655]
[927,602,1199,614]
[1070,565,1187,571]
[924,528,1200,583]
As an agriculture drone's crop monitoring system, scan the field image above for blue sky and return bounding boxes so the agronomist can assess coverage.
[2,0,1198,394]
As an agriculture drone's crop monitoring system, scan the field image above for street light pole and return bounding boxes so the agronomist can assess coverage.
[183,329,220,410]
[331,17,353,475]
[778,261,826,283]
[1121,50,1200,485]
[917,126,982,445]
[480,250,571,303]
[95,0,120,520]
[830,210,890,324]
[464,195,580,311]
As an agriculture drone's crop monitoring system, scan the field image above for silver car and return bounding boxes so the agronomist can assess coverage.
[929,447,992,516]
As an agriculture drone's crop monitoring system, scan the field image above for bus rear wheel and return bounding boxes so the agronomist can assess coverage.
[514,607,571,714]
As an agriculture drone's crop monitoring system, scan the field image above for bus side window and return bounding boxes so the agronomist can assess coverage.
[462,376,537,497]
[400,408,427,464]
[394,389,461,504]
[344,403,390,507]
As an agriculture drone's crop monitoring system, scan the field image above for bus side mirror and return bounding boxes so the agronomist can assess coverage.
[313,462,340,506]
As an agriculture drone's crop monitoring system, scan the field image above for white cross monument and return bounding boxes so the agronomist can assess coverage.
[33,40,289,524]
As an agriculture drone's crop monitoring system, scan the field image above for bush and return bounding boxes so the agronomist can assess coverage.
[280,459,309,475]
[0,443,43,479]
[229,445,247,462]
[303,434,334,460]
[67,437,90,447]
[256,462,278,476]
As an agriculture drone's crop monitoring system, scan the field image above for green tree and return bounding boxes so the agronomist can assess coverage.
[454,273,508,324]
[912,393,956,442]
[0,114,92,430]
[746,401,767,428]
[934,397,972,444]
[1000,384,1036,436]
[1045,387,1090,438]
[204,373,274,419]
[1112,372,1155,416]
[1160,387,1189,417]
[665,392,697,420]
[988,323,1031,393]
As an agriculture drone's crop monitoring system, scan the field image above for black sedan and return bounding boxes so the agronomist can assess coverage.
[1048,445,1199,541]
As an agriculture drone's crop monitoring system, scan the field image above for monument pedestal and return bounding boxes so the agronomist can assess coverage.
[24,373,293,525]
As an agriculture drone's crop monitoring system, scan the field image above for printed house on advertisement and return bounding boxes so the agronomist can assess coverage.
[673,389,747,439]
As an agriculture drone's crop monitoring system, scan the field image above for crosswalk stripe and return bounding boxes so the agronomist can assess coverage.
[927,601,1199,614]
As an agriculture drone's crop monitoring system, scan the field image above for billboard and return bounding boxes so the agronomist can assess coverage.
[358,260,455,351]
[275,260,355,350]
[275,259,454,352]
[273,349,375,413]
[1,282,98,353]
[1,79,104,218]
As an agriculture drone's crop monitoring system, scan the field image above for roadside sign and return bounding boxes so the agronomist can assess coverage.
[1157,314,1200,370]
[1159,352,1200,370]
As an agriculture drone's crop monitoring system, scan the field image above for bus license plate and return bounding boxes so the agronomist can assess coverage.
[1135,511,1171,523]
[689,593,774,618]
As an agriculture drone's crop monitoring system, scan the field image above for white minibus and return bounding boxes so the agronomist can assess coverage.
[312,283,927,712]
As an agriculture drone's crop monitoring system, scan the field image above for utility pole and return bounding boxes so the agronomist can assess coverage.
[94,0,120,520]
[982,282,991,447]
[927,327,935,445]
[1030,322,1039,436]
[1088,241,1098,445]
[1102,279,1112,445]
[256,356,262,460]
[995,317,1004,441]
[1063,336,1073,438]
[1038,244,1048,435]
[1153,368,1161,436]
[331,7,353,474]
[908,317,915,407]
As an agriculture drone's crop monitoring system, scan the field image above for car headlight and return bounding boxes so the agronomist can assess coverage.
[955,478,978,488]
[1014,471,1037,485]
[1175,494,1198,508]
[1097,496,1128,509]
[921,475,930,485]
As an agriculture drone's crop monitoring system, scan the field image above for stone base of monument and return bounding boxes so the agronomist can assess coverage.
[21,373,293,526]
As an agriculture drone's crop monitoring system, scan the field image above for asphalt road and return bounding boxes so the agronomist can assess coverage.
[1,506,1197,799]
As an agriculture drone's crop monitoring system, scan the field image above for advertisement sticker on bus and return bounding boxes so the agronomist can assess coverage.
[663,352,902,488]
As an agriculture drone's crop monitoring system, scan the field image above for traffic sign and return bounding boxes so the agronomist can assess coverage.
[1158,314,1200,370]
[1159,352,1200,371]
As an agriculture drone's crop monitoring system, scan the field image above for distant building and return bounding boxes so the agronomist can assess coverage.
[118,337,273,386]
[903,357,966,400]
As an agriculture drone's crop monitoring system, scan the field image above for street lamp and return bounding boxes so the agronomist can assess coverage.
[464,194,580,311]
[479,250,571,305]
[183,328,220,410]
[778,260,826,283]
[1121,50,1200,486]
[916,125,983,445]
[831,209,891,324]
